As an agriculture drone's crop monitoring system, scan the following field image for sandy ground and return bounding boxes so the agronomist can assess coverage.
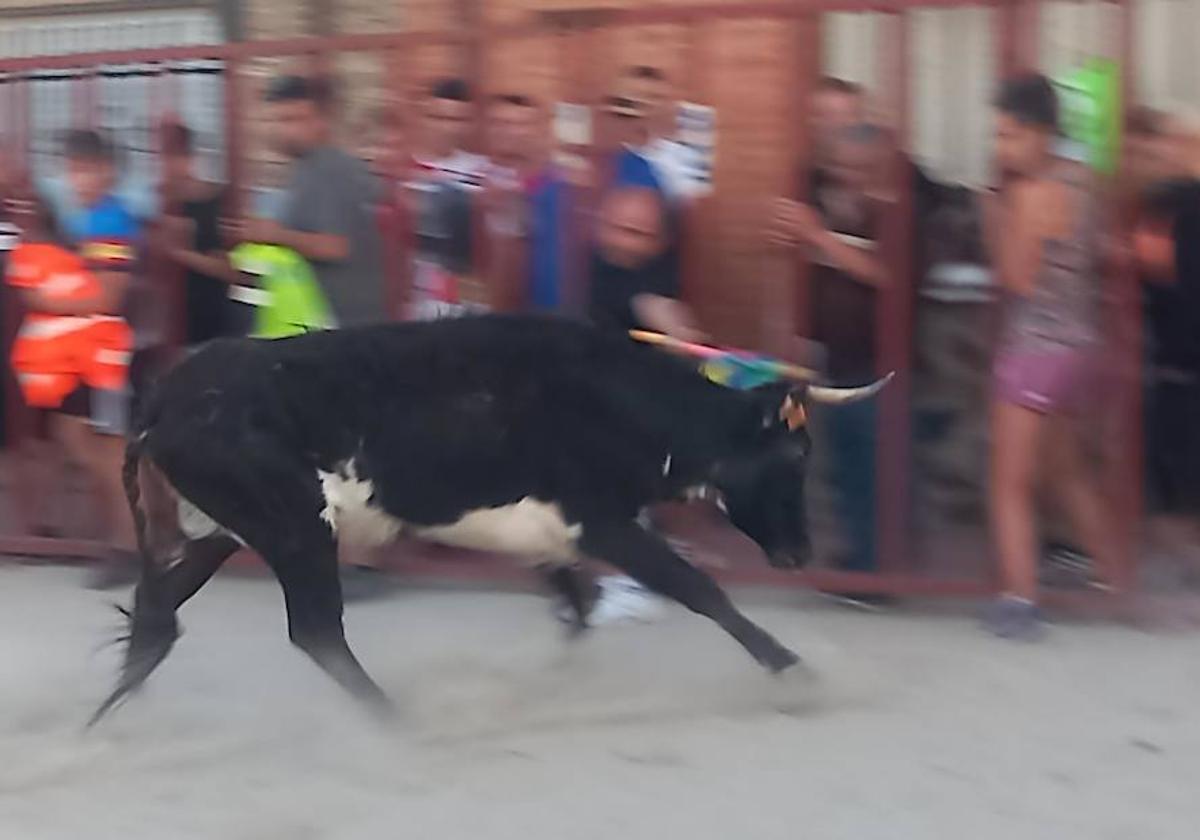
[0,565,1197,840]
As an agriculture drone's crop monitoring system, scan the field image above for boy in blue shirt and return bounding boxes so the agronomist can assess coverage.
[56,129,141,589]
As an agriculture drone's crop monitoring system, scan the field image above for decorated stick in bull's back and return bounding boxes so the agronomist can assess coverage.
[628,330,822,388]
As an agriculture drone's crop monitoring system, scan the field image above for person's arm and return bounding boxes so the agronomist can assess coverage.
[231,217,350,263]
[171,247,243,285]
[157,212,239,286]
[806,225,887,288]
[16,268,127,316]
[234,159,364,263]
[18,287,99,315]
[631,293,706,343]
[781,200,886,288]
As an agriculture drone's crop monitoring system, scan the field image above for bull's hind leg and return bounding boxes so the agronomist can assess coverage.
[90,535,239,726]
[580,521,801,673]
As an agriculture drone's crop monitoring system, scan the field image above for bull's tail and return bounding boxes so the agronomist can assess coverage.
[88,434,181,728]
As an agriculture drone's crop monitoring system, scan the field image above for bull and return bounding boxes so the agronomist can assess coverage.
[90,315,888,724]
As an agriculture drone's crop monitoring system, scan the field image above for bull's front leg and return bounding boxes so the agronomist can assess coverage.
[578,521,801,673]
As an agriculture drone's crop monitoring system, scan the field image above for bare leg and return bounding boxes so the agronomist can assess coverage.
[15,434,60,536]
[1045,415,1121,590]
[989,400,1045,601]
[53,416,135,550]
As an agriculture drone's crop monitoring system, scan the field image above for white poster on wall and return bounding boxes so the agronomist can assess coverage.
[553,102,593,147]
[674,102,716,196]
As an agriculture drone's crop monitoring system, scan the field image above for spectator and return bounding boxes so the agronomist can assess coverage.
[159,122,238,348]
[228,75,384,328]
[48,129,143,588]
[768,124,888,595]
[227,75,386,599]
[607,66,701,204]
[981,74,1117,639]
[354,106,407,179]
[588,186,703,342]
[811,77,867,175]
[1134,178,1200,555]
[483,93,573,314]
[403,77,487,318]
[571,186,703,625]
[4,188,137,586]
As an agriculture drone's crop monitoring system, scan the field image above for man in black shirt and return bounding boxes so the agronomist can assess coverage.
[588,186,702,342]
[1136,179,1200,537]
[160,122,237,347]
[769,124,888,581]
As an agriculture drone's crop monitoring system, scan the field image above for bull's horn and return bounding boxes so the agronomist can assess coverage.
[808,372,895,405]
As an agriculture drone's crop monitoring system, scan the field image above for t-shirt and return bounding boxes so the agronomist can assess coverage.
[613,147,665,195]
[60,194,139,252]
[482,163,572,314]
[279,146,384,327]
[587,250,678,336]
[807,167,881,384]
[57,193,147,354]
[404,150,487,318]
[526,167,570,313]
[181,189,228,345]
[1146,178,1200,373]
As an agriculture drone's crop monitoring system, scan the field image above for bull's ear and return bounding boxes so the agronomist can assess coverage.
[752,383,809,431]
[778,390,808,431]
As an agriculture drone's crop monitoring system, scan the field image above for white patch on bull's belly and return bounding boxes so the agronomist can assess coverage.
[318,462,403,548]
[318,460,580,559]
[415,498,582,561]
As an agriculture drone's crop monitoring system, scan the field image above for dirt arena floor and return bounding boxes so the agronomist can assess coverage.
[0,564,1196,840]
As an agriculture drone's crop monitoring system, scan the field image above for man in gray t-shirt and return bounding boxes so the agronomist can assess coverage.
[233,75,384,327]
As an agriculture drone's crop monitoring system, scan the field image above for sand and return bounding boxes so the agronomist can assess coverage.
[0,564,1197,840]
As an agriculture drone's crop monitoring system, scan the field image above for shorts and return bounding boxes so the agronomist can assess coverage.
[58,384,92,418]
[89,386,128,436]
[993,347,1095,415]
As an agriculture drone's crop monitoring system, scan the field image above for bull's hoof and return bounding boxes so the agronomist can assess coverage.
[564,619,591,641]
[761,644,802,674]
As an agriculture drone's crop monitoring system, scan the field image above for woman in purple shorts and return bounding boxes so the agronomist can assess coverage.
[982,75,1118,639]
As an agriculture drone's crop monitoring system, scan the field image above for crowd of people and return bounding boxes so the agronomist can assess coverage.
[1,63,1198,641]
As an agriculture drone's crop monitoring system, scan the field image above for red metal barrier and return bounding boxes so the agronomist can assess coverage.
[0,1,1142,605]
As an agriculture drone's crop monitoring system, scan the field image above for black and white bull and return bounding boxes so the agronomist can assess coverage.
[90,315,888,724]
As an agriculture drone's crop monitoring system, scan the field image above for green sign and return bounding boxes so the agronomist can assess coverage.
[1054,58,1121,175]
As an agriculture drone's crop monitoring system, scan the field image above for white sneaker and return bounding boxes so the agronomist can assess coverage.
[588,576,667,626]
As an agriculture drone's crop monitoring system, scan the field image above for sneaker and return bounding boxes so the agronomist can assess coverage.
[982,595,1046,641]
[84,549,141,591]
[1041,542,1113,592]
[339,565,402,603]
[587,576,666,626]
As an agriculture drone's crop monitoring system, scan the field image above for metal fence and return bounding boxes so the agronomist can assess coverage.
[0,0,1144,602]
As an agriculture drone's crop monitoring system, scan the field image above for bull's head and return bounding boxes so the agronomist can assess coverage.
[711,374,893,570]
